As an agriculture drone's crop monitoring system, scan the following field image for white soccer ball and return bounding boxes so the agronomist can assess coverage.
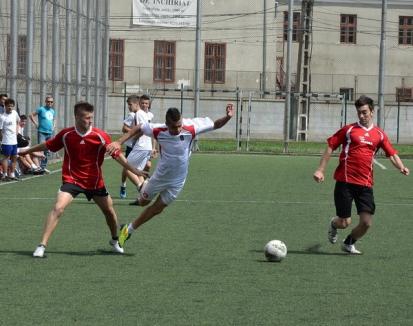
[264,240,287,262]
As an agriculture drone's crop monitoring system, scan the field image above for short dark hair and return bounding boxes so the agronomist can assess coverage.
[165,107,181,124]
[20,114,27,120]
[140,94,151,102]
[5,98,15,106]
[355,95,374,111]
[0,93,7,98]
[127,95,139,103]
[74,101,94,116]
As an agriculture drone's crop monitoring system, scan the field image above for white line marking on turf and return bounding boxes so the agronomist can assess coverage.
[373,159,387,170]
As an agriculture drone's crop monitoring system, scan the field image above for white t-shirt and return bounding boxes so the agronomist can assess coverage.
[0,110,20,145]
[133,110,153,151]
[123,112,136,148]
[141,117,214,183]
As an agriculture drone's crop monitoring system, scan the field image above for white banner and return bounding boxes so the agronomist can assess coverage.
[132,0,197,28]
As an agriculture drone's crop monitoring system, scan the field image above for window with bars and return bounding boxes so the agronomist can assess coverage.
[7,35,27,76]
[339,88,354,101]
[204,43,226,84]
[283,12,301,42]
[340,14,357,44]
[153,41,175,82]
[396,87,413,102]
[109,39,124,81]
[399,16,413,45]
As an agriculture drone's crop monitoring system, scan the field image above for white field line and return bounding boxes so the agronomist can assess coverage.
[373,159,387,170]
[0,196,412,207]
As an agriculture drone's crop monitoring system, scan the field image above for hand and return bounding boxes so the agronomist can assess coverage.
[313,170,325,183]
[226,103,234,118]
[400,167,410,176]
[106,141,121,156]
[151,149,158,159]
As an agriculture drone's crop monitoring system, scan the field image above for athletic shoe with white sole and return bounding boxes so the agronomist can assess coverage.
[328,217,338,244]
[120,186,127,199]
[33,244,46,258]
[341,242,362,255]
[109,239,124,254]
[119,224,131,247]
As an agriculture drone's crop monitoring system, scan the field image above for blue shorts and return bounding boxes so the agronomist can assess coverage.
[1,144,18,157]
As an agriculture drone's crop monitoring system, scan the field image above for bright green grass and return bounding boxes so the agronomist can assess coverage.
[0,154,412,325]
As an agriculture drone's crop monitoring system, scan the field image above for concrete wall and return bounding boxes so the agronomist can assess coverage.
[106,95,413,143]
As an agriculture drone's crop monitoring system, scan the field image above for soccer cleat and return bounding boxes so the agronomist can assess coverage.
[328,217,338,244]
[341,242,362,255]
[33,244,46,258]
[109,239,124,254]
[120,186,127,199]
[118,224,131,247]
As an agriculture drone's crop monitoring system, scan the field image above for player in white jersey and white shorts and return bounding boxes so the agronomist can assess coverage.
[106,103,234,248]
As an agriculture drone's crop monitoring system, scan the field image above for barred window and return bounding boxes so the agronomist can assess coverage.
[399,16,413,45]
[153,41,175,82]
[340,14,357,44]
[109,39,124,81]
[283,12,301,42]
[204,43,226,84]
[7,35,27,76]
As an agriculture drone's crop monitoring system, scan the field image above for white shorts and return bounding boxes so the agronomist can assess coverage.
[139,175,185,205]
[127,150,151,171]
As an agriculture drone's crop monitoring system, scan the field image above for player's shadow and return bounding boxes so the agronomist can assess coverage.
[0,249,135,257]
[252,243,347,262]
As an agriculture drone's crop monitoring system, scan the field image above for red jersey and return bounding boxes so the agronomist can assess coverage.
[327,122,397,187]
[46,126,120,189]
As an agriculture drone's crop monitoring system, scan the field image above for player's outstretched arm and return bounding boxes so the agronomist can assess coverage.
[114,153,149,178]
[389,154,409,175]
[313,146,333,183]
[18,142,48,156]
[106,124,142,155]
[213,103,234,130]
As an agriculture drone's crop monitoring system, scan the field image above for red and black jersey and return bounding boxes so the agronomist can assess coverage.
[327,122,397,187]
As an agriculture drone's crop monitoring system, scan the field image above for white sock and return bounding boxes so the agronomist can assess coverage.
[10,172,15,178]
[122,182,127,187]
[128,223,135,234]
[31,164,37,169]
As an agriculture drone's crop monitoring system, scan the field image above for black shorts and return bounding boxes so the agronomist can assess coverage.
[60,183,109,201]
[334,181,375,218]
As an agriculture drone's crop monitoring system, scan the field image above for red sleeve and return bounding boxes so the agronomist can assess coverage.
[327,125,350,151]
[98,128,122,159]
[379,130,397,157]
[45,129,66,152]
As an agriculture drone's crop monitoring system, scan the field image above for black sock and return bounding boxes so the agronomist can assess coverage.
[112,236,119,241]
[344,235,357,245]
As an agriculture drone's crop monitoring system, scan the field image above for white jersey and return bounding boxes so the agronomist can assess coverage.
[133,110,153,151]
[123,112,136,148]
[0,110,20,145]
[141,117,214,184]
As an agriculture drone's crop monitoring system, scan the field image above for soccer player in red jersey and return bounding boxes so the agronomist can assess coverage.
[313,95,409,254]
[20,102,147,258]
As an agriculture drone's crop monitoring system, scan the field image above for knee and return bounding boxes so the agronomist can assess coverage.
[52,206,65,217]
[336,217,351,229]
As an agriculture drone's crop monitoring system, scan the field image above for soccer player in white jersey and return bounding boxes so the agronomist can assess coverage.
[107,103,234,247]
[124,94,157,199]
[313,95,409,254]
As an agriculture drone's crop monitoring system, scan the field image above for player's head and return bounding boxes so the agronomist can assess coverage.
[139,94,151,112]
[355,95,374,127]
[165,107,182,135]
[74,101,94,131]
[45,96,54,108]
[127,95,140,112]
[4,98,15,112]
[0,93,7,105]
[19,114,27,127]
